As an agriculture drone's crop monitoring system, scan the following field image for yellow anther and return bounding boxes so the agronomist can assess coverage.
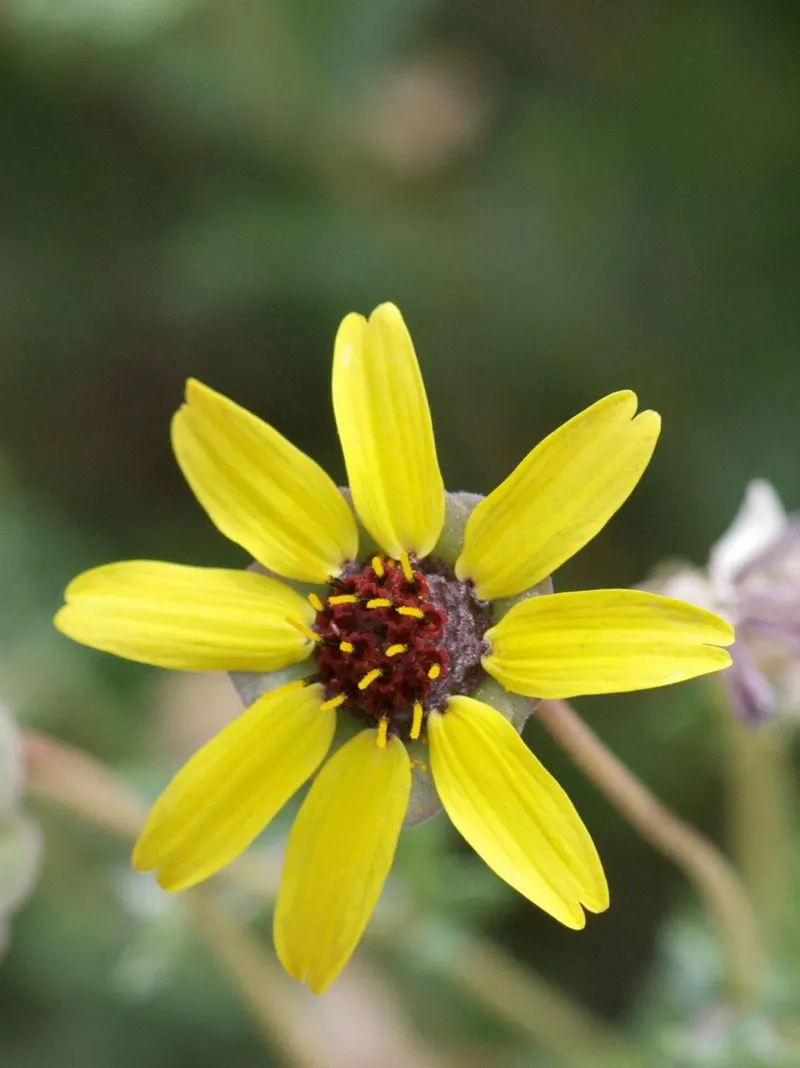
[371,555,385,578]
[367,597,392,609]
[320,694,346,711]
[385,643,407,658]
[307,592,324,612]
[397,606,424,619]
[286,618,321,643]
[328,594,358,606]
[358,668,382,691]
[410,701,424,740]
[400,551,414,583]
[339,640,355,654]
[376,718,389,749]
[427,664,441,680]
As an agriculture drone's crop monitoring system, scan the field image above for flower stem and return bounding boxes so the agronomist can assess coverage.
[191,890,456,1068]
[720,708,793,951]
[536,699,765,1005]
[21,730,148,839]
[439,929,638,1067]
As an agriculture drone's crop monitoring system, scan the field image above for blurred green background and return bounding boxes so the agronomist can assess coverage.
[1,1,799,1065]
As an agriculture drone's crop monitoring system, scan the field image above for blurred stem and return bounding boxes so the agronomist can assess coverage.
[440,929,638,1068]
[720,703,793,950]
[537,700,765,1005]
[21,729,636,1063]
[192,890,459,1068]
[21,730,147,839]
[189,890,324,1068]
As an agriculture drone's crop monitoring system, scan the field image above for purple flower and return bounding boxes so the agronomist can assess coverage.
[648,481,800,724]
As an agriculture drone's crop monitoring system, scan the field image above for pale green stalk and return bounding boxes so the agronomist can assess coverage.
[537,699,765,1005]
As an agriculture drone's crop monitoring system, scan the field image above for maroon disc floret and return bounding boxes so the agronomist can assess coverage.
[314,557,448,732]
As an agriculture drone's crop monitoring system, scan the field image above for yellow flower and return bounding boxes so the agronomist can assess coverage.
[54,303,733,993]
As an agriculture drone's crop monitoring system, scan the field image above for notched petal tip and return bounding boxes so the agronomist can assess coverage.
[172,377,358,582]
[369,301,404,326]
[456,390,661,600]
[429,698,607,927]
[274,731,411,994]
[53,562,315,672]
[332,302,444,559]
[127,682,334,893]
[484,589,736,700]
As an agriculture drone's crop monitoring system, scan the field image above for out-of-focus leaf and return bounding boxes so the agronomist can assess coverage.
[7,0,194,46]
[0,813,42,918]
[0,703,23,812]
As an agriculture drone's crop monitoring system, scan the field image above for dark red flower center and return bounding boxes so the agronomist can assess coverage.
[312,553,491,743]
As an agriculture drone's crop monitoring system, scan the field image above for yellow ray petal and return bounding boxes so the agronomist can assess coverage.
[133,682,334,891]
[332,303,445,558]
[274,729,411,994]
[428,697,608,926]
[456,392,661,599]
[172,379,358,583]
[483,589,734,699]
[55,560,316,671]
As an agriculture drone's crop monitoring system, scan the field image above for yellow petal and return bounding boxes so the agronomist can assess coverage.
[133,682,334,891]
[428,697,607,926]
[55,560,315,671]
[274,729,411,994]
[483,589,734,699]
[332,303,444,558]
[456,392,661,599]
[172,379,358,582]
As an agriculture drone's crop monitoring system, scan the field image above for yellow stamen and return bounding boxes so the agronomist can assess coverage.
[320,694,345,711]
[371,555,385,578]
[428,663,441,680]
[328,594,358,606]
[286,617,321,643]
[339,640,355,654]
[385,643,407,658]
[307,592,324,612]
[397,606,424,619]
[410,701,424,740]
[376,718,389,749]
[367,597,392,609]
[358,668,382,691]
[399,551,414,583]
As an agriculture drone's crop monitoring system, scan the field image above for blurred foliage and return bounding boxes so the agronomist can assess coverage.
[1,0,800,1065]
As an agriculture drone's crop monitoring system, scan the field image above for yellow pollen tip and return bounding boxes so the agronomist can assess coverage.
[397,606,424,619]
[307,592,324,612]
[428,664,441,680]
[399,551,414,583]
[358,668,382,691]
[367,597,392,609]
[376,718,389,749]
[328,594,358,606]
[320,694,346,711]
[286,617,321,643]
[410,701,424,740]
[385,643,407,658]
[371,555,385,578]
[339,640,355,654]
